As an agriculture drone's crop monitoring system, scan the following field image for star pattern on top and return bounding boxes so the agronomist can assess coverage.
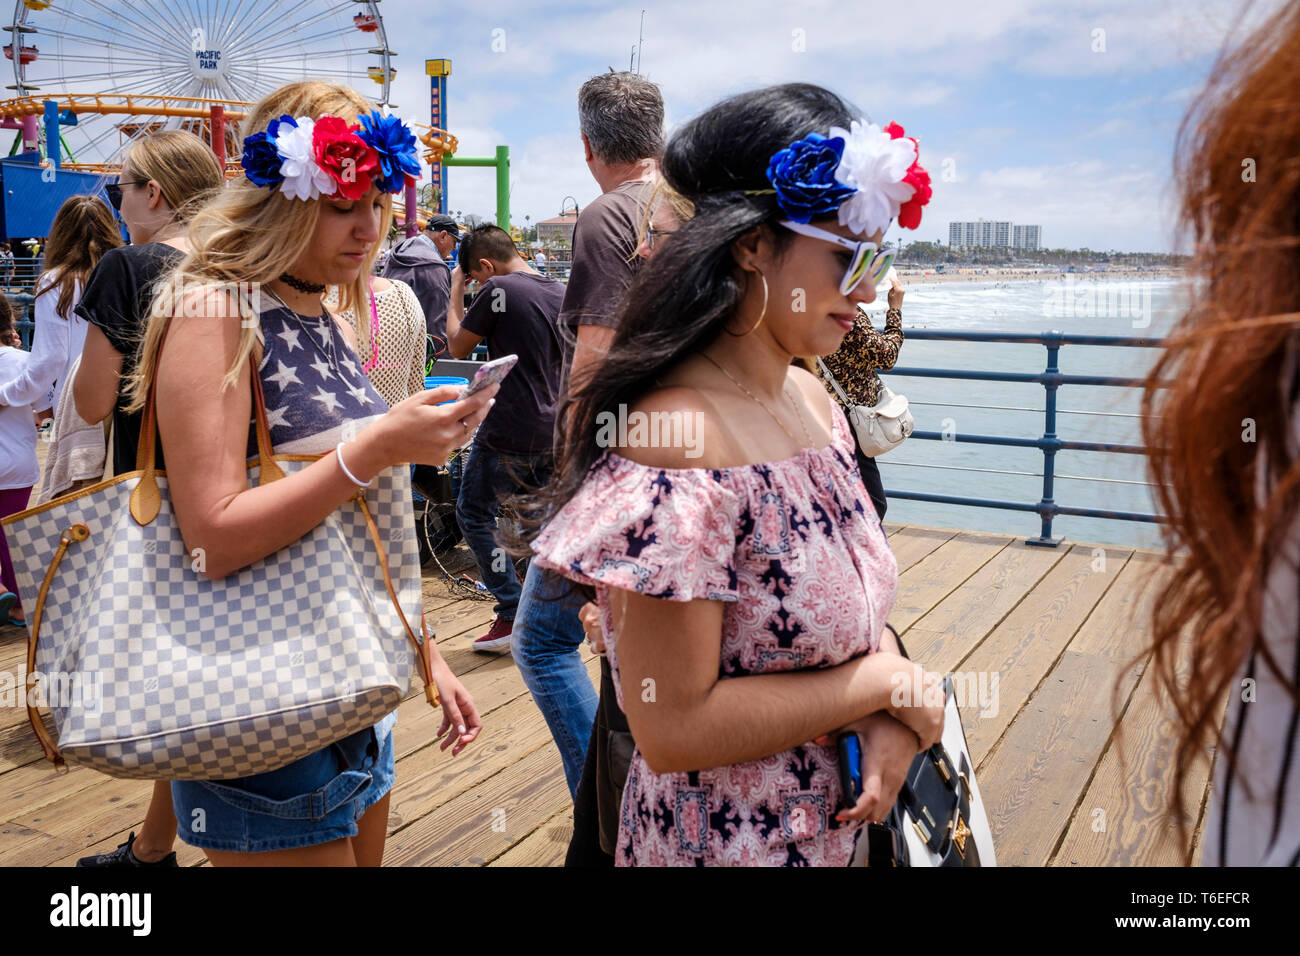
[311,385,343,414]
[264,405,292,430]
[256,305,384,447]
[276,327,303,353]
[266,360,301,391]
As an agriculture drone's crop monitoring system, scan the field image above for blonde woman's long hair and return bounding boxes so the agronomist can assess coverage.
[126,81,394,413]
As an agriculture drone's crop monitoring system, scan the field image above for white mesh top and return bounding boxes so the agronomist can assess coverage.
[328,277,428,408]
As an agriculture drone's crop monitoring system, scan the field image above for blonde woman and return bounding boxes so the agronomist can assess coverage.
[74,130,224,475]
[71,130,224,870]
[123,81,494,867]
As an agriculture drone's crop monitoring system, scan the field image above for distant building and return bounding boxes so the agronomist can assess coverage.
[536,210,578,247]
[949,218,1039,250]
[1013,224,1042,251]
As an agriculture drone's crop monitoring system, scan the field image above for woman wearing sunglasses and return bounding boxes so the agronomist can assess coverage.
[74,130,224,476]
[67,130,225,870]
[521,84,944,866]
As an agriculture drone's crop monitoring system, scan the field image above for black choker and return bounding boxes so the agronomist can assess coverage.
[278,272,326,294]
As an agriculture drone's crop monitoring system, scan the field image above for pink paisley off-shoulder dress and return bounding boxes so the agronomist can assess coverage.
[531,403,898,866]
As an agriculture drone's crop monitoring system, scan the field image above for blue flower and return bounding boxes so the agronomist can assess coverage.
[765,132,856,223]
[240,130,283,187]
[241,115,299,188]
[357,110,421,193]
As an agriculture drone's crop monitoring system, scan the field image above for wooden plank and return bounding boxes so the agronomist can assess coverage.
[954,544,1133,766]
[885,526,957,575]
[1050,631,1212,867]
[902,540,1068,668]
[1,774,158,866]
[387,656,599,832]
[384,740,571,866]
[391,651,594,766]
[489,807,573,867]
[973,552,1164,866]
[891,531,1012,633]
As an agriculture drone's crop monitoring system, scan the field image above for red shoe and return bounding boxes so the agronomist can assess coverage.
[472,616,513,653]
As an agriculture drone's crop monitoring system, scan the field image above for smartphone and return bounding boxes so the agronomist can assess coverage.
[838,731,863,809]
[458,353,518,399]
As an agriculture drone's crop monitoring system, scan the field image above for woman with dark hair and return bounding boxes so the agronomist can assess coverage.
[524,83,942,866]
[0,195,122,428]
[1142,0,1300,866]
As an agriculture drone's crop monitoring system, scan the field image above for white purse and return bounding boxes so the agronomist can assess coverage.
[816,358,913,458]
[5,348,438,780]
[852,676,998,867]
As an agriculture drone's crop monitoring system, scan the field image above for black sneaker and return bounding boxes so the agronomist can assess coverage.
[75,831,178,868]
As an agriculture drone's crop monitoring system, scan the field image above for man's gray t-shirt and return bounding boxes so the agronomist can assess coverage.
[557,180,651,348]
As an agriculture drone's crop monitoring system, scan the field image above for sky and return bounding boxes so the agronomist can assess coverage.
[368,0,1283,253]
[11,0,1281,252]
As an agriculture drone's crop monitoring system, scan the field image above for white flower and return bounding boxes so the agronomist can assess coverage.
[829,119,918,237]
[273,116,337,202]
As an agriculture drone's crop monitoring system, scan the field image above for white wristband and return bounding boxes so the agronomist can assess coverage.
[336,441,372,488]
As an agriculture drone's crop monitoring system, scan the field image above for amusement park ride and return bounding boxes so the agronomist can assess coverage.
[0,0,507,243]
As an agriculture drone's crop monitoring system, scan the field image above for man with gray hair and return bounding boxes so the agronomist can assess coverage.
[508,70,662,865]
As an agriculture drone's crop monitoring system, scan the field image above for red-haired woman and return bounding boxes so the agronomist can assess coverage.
[1144,0,1300,866]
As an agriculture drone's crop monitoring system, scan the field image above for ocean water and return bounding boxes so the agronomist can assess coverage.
[867,275,1191,550]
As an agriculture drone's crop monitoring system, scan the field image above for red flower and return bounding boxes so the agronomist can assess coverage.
[886,120,932,230]
[312,116,380,200]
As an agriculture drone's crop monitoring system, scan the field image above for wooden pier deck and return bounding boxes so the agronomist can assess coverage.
[0,523,1210,867]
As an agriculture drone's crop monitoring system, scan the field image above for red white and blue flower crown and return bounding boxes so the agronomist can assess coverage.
[759,119,932,235]
[241,109,421,201]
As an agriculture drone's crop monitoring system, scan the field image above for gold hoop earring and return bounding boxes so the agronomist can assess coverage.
[726,271,768,337]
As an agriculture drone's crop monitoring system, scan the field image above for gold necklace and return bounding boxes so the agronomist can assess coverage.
[700,352,813,448]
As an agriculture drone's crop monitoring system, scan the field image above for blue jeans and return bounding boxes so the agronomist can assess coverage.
[455,443,550,621]
[514,560,598,797]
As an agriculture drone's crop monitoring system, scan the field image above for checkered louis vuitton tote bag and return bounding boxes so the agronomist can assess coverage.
[2,347,439,780]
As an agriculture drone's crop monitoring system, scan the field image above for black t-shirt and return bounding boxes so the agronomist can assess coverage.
[461,270,566,455]
[75,242,184,473]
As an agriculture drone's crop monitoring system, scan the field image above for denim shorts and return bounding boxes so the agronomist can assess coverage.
[171,726,396,854]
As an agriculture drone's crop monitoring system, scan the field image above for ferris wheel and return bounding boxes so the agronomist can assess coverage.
[3,0,396,162]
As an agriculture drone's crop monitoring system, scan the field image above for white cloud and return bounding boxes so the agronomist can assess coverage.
[927,158,1180,251]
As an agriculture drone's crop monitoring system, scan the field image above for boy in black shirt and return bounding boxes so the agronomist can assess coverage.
[445,225,566,651]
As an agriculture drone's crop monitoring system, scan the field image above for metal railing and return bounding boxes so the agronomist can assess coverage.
[881,329,1166,547]
[2,256,43,295]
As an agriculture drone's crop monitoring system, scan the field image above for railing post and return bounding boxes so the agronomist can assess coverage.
[1028,331,1064,547]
